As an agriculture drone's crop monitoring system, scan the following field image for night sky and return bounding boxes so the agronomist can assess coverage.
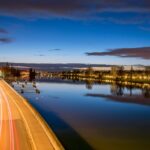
[0,0,150,65]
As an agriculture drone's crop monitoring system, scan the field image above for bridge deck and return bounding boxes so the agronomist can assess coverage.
[0,79,64,150]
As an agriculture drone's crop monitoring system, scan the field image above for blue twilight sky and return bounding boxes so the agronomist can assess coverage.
[0,0,150,65]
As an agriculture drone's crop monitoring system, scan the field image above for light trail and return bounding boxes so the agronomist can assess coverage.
[0,92,3,138]
[6,82,58,150]
[0,86,20,150]
[13,119,20,150]
[0,87,15,150]
[0,80,64,150]
[0,84,37,150]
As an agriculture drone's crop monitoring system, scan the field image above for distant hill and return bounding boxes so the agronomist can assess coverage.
[0,62,146,72]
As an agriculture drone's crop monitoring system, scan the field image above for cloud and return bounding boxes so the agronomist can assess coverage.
[139,26,150,31]
[0,38,13,43]
[0,0,150,21]
[85,93,150,106]
[0,28,8,34]
[86,47,150,60]
[0,28,13,44]
[35,54,45,57]
[49,48,62,51]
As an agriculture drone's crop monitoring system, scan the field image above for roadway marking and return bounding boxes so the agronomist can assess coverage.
[0,92,3,137]
[0,83,37,150]
[0,87,20,150]
[0,87,15,150]
[3,80,62,150]
[23,100,56,150]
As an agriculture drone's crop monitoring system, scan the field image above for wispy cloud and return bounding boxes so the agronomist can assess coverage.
[49,48,62,51]
[0,28,8,34]
[139,26,150,31]
[0,38,13,43]
[0,28,13,44]
[86,47,150,60]
[0,0,150,23]
[35,54,45,57]
[85,93,150,106]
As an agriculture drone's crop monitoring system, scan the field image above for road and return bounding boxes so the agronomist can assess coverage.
[0,79,64,150]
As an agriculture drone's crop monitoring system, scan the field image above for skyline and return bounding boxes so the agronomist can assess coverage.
[0,0,150,65]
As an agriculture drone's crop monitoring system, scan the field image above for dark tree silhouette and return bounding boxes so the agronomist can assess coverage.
[29,68,36,81]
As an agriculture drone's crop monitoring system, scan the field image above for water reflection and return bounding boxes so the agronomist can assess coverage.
[36,78,150,99]
[84,79,150,98]
[110,83,124,96]
[142,88,150,98]
[85,80,94,90]
[85,81,150,106]
[14,79,150,150]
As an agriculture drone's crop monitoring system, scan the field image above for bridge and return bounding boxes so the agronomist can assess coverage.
[0,79,64,150]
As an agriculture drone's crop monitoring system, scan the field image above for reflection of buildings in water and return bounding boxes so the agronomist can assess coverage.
[85,93,150,106]
[110,83,124,96]
[110,83,117,95]
[142,88,150,98]
[85,80,94,90]
[110,83,150,98]
[51,77,150,98]
[126,85,133,96]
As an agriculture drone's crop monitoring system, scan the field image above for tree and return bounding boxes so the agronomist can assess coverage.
[111,66,118,80]
[145,66,150,80]
[129,66,133,81]
[117,66,124,76]
[85,67,93,77]
[29,68,36,81]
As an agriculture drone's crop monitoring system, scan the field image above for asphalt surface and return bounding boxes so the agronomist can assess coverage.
[0,79,64,150]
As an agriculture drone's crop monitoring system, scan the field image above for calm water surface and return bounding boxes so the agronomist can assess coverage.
[13,80,150,150]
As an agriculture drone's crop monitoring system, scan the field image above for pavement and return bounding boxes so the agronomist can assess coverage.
[0,79,64,150]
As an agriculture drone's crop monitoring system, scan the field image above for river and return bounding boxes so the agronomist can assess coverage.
[13,79,150,150]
